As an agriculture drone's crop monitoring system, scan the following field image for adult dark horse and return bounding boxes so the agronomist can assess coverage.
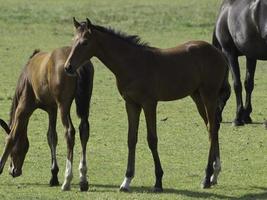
[64,18,230,191]
[0,46,94,191]
[213,0,267,126]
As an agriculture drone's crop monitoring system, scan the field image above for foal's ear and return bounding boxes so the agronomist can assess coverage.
[86,18,92,29]
[73,17,81,29]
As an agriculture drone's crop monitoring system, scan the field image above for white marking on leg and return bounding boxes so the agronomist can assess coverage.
[61,159,73,191]
[211,157,221,185]
[120,177,133,191]
[79,160,87,183]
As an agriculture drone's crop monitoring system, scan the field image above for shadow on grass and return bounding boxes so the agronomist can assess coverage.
[221,121,266,126]
[90,184,267,200]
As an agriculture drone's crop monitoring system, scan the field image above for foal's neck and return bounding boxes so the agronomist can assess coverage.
[94,29,149,80]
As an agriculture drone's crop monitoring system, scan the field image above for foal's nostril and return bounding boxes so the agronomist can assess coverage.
[64,65,73,74]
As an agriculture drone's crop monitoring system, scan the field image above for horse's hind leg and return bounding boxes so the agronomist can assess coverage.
[223,50,244,126]
[191,91,208,125]
[201,94,221,189]
[47,107,59,186]
[243,57,257,124]
[60,104,75,191]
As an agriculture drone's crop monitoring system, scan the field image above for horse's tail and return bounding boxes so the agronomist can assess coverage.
[217,61,231,123]
[75,61,94,120]
[0,119,10,134]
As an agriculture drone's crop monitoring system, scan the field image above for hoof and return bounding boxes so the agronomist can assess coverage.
[119,186,130,192]
[232,119,244,127]
[264,121,267,129]
[210,179,217,186]
[201,179,211,189]
[243,116,252,124]
[61,184,71,191]
[153,187,163,193]
[80,181,89,192]
[49,178,59,186]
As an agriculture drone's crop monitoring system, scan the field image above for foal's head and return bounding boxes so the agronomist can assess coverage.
[9,136,29,177]
[0,119,29,177]
[65,17,95,75]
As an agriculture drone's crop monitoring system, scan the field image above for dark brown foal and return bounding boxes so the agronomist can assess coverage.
[64,18,230,191]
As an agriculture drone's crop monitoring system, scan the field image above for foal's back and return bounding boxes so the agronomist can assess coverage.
[26,47,76,107]
[150,41,228,101]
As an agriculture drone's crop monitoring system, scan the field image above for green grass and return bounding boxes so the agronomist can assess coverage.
[0,0,267,199]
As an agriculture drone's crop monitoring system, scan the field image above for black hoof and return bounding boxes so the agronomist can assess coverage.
[80,181,89,192]
[201,179,211,189]
[243,116,252,124]
[232,119,245,126]
[153,187,163,193]
[210,179,217,186]
[49,178,59,186]
[119,187,130,192]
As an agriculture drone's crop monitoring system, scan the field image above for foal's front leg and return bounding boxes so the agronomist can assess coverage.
[120,101,141,192]
[60,106,75,191]
[143,102,164,192]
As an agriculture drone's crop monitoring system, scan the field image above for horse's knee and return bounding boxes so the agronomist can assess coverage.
[147,134,158,150]
[79,119,89,142]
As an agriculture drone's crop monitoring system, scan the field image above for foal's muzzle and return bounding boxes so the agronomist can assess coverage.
[64,64,76,76]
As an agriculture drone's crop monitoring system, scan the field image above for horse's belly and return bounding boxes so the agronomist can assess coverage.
[236,41,267,60]
[156,82,197,101]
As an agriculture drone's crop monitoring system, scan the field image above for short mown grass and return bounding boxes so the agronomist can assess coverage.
[0,0,266,199]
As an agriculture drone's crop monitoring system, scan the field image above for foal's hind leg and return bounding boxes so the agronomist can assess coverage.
[243,58,257,124]
[201,94,221,189]
[60,104,75,191]
[191,91,208,125]
[47,108,59,186]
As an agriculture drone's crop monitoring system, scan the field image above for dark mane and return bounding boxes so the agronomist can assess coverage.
[92,25,150,49]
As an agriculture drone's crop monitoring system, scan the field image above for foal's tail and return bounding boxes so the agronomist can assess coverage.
[217,62,231,122]
[0,119,10,134]
[75,61,94,120]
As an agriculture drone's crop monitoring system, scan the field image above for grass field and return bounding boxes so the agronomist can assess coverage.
[0,0,267,199]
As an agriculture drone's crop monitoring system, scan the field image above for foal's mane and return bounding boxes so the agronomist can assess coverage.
[92,24,150,49]
[9,49,40,126]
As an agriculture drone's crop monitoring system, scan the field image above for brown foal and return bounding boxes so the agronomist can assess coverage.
[64,18,230,191]
[0,46,94,191]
